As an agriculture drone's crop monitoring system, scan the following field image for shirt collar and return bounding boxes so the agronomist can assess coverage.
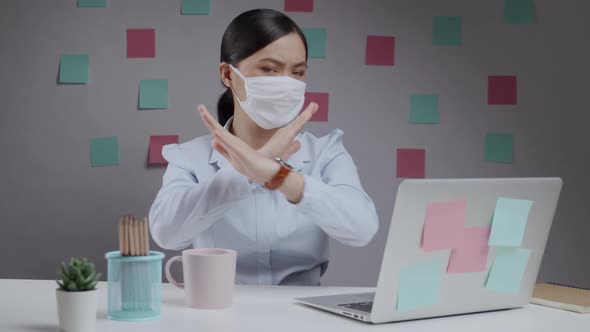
[208,116,311,171]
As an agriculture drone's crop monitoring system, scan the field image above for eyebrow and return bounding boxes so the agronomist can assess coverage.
[257,57,308,69]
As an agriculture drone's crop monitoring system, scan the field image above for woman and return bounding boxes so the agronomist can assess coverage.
[149,9,379,286]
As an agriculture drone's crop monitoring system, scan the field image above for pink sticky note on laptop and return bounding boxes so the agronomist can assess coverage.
[149,135,179,165]
[422,200,466,252]
[447,226,491,273]
[302,92,329,122]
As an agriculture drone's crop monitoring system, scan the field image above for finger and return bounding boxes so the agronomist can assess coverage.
[213,137,245,172]
[287,102,318,134]
[214,130,252,162]
[198,105,213,132]
[214,128,252,152]
[281,140,301,160]
[215,136,249,172]
[199,104,224,133]
[214,130,242,156]
[211,138,229,158]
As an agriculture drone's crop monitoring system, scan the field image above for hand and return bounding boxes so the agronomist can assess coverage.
[198,105,278,185]
[198,103,318,162]
[258,102,318,160]
[198,104,306,201]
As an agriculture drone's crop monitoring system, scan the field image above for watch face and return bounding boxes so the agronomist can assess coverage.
[275,157,294,170]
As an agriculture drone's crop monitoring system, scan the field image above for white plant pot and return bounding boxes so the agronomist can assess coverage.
[56,288,99,332]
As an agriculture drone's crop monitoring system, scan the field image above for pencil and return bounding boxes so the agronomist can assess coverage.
[138,217,145,256]
[130,216,136,256]
[133,217,140,256]
[118,217,124,255]
[123,215,129,256]
[144,217,150,255]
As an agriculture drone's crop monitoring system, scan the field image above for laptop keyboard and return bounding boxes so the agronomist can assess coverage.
[338,301,373,313]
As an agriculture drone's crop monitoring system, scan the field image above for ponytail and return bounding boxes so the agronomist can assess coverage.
[217,88,234,126]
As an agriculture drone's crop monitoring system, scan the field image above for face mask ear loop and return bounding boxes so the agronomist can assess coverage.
[228,64,247,103]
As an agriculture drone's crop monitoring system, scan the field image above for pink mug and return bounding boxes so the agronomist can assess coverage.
[165,248,237,309]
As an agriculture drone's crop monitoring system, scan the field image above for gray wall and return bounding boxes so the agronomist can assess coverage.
[1,0,588,288]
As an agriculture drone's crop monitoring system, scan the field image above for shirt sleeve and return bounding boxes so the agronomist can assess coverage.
[148,159,251,250]
[295,131,379,247]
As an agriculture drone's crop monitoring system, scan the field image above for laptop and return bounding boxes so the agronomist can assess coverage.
[294,178,563,324]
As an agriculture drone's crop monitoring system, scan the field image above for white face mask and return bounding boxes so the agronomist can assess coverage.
[229,64,306,130]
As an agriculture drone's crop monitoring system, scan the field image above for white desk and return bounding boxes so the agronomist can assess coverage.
[0,279,588,331]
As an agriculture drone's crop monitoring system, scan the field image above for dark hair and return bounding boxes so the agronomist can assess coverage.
[217,9,308,126]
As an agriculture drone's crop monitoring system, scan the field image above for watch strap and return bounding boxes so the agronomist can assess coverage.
[264,160,293,190]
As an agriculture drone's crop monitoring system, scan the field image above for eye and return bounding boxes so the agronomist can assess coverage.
[294,71,306,77]
[261,66,278,73]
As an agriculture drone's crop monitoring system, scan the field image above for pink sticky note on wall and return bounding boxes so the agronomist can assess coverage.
[302,92,329,122]
[284,0,314,12]
[447,226,491,273]
[127,29,156,58]
[488,76,517,105]
[149,135,179,165]
[366,35,395,66]
[422,200,467,252]
[396,148,425,178]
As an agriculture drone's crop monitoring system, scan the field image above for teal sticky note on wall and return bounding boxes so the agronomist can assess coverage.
[139,79,168,109]
[181,0,210,15]
[59,54,89,84]
[397,257,444,312]
[485,247,531,293]
[303,28,327,58]
[409,94,439,124]
[484,133,513,163]
[504,0,535,24]
[489,197,533,246]
[90,137,119,167]
[78,0,107,7]
[433,16,462,46]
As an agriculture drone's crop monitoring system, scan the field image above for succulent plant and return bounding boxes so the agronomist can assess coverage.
[56,257,101,292]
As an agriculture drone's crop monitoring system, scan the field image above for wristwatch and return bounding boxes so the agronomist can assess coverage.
[264,158,294,190]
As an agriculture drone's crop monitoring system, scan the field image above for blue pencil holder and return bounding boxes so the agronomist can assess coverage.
[105,251,165,321]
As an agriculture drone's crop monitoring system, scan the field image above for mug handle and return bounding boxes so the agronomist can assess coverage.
[165,256,184,289]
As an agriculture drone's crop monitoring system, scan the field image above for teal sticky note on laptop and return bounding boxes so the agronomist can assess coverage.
[59,54,89,84]
[489,197,533,246]
[139,79,168,109]
[397,257,444,312]
[485,247,531,293]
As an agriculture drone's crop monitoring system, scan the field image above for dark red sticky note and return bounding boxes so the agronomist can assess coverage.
[366,35,395,66]
[149,135,179,165]
[284,0,313,12]
[127,29,155,58]
[396,149,426,178]
[488,76,517,105]
[301,92,329,122]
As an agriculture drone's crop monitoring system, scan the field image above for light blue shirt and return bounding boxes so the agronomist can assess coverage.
[148,118,379,286]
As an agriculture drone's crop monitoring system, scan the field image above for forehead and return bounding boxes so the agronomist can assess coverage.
[247,32,307,65]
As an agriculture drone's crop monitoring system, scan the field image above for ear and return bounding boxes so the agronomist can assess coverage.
[219,62,232,88]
